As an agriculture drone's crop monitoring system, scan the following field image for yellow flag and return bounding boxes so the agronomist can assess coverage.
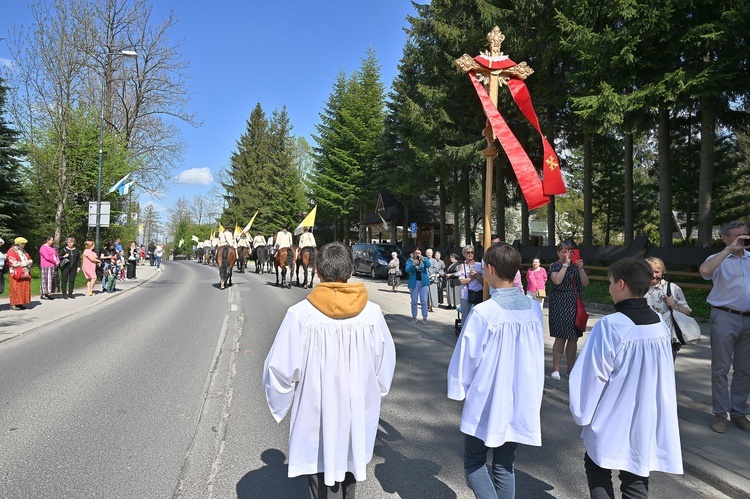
[234,225,242,237]
[242,211,259,234]
[294,205,317,235]
[178,239,184,248]
[218,223,225,234]
[191,235,199,243]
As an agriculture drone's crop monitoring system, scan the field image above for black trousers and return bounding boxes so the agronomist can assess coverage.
[60,266,76,296]
[585,452,649,499]
[308,472,356,499]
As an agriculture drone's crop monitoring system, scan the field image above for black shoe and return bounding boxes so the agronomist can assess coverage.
[730,415,750,433]
[62,295,69,299]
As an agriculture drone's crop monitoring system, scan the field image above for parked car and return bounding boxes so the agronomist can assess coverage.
[351,243,406,279]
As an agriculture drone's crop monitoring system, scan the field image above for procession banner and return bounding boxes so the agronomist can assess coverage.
[242,211,259,234]
[468,71,549,210]
[294,205,317,235]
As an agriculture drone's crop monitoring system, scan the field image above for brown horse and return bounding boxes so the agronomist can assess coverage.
[274,247,296,288]
[296,246,317,289]
[215,245,236,289]
[236,246,249,273]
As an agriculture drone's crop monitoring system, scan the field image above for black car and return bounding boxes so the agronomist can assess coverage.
[351,243,406,279]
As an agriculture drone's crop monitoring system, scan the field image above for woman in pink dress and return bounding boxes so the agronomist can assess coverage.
[39,235,60,299]
[525,258,548,307]
[81,240,101,296]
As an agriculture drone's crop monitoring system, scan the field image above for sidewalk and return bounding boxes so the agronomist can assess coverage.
[366,282,750,499]
[2,272,748,497]
[0,264,161,344]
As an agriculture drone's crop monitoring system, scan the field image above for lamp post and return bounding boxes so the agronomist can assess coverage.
[95,49,137,252]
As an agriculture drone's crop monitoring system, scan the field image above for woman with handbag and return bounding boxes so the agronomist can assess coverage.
[7,237,33,310]
[548,242,589,381]
[457,245,484,316]
[58,236,80,299]
[525,258,548,307]
[645,257,694,361]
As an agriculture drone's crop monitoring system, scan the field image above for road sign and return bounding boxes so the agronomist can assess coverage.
[88,201,111,227]
[410,222,417,234]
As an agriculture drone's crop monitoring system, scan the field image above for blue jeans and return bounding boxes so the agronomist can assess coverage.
[410,281,429,319]
[464,434,517,499]
[155,256,162,269]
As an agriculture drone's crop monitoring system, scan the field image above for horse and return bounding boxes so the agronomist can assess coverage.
[296,246,317,289]
[253,245,267,274]
[197,246,205,264]
[215,245,236,290]
[236,246,249,273]
[274,247,296,288]
[266,246,277,274]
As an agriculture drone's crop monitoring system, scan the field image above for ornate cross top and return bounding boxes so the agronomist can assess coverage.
[486,26,505,58]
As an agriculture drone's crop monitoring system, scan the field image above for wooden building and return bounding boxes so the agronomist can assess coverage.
[360,192,454,249]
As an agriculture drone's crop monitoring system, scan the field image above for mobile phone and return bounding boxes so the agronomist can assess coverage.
[570,249,581,264]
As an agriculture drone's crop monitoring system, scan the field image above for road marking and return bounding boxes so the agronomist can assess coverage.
[173,292,244,498]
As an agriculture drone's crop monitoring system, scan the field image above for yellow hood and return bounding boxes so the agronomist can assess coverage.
[306,282,368,319]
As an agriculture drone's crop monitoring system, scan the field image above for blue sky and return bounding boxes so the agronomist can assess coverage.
[0,0,417,217]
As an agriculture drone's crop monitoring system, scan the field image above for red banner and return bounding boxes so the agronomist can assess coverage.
[473,55,566,196]
[469,71,549,210]
[507,79,566,195]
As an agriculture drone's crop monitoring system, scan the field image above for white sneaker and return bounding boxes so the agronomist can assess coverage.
[551,371,561,381]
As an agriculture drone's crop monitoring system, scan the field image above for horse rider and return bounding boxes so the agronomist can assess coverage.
[274,224,294,273]
[298,226,317,250]
[275,224,293,250]
[219,226,236,248]
[197,239,205,263]
[253,232,267,250]
[237,232,250,250]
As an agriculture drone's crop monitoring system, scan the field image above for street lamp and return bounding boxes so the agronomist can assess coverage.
[95,49,137,252]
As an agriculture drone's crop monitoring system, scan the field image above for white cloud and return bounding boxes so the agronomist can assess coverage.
[174,167,213,185]
[0,58,13,69]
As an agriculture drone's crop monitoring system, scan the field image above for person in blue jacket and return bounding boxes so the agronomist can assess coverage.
[406,246,431,325]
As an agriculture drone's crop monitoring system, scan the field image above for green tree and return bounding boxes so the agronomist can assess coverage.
[266,106,306,229]
[310,70,361,240]
[0,77,27,238]
[223,103,271,230]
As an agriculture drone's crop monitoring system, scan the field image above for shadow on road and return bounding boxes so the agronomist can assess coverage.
[236,448,307,498]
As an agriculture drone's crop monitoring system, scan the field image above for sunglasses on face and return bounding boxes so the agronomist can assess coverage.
[465,251,474,255]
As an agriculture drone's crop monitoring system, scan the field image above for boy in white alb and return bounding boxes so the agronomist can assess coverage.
[263,241,396,497]
[569,257,682,498]
[448,243,545,498]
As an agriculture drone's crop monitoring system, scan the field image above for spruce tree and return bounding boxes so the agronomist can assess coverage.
[0,77,26,238]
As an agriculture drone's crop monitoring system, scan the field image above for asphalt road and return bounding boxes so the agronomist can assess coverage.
[0,261,730,498]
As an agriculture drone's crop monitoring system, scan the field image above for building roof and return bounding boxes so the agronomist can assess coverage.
[361,192,454,226]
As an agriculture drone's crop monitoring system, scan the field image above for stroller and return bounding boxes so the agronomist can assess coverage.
[454,305,463,336]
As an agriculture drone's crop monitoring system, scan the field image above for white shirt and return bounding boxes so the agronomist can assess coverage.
[448,297,545,447]
[275,230,293,249]
[218,231,235,247]
[266,236,274,247]
[237,236,250,247]
[299,231,316,248]
[702,250,750,310]
[253,235,266,247]
[645,280,691,343]
[263,300,396,486]
[569,312,683,477]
